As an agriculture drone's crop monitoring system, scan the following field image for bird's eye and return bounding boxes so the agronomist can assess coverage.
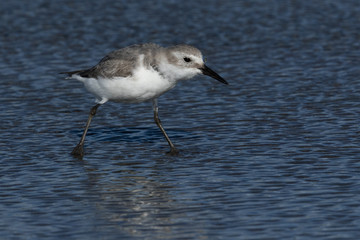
[183,57,191,63]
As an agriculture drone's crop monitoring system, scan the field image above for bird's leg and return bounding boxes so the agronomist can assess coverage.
[152,99,179,155]
[71,104,101,157]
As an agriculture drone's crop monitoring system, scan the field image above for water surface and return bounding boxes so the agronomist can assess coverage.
[1,0,360,239]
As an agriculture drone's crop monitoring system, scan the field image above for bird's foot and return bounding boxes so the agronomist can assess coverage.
[71,144,84,158]
[167,147,180,156]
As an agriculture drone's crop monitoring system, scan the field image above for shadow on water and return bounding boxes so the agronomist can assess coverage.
[70,126,198,143]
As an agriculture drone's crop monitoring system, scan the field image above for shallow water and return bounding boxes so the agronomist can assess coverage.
[1,0,360,239]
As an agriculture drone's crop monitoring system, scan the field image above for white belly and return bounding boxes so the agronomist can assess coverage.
[75,67,176,104]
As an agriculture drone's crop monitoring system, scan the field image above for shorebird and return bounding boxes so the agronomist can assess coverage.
[62,43,228,157]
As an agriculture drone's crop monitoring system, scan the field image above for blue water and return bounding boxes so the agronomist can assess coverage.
[1,0,360,239]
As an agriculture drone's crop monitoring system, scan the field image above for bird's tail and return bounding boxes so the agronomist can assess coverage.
[60,68,95,78]
[59,70,84,77]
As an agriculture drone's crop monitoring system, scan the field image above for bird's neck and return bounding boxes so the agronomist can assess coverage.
[157,60,198,83]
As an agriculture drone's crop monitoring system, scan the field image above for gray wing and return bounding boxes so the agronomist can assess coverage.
[62,43,162,79]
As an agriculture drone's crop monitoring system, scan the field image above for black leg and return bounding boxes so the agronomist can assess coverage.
[71,104,101,157]
[152,99,179,155]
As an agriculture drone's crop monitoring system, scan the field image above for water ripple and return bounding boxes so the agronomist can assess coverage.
[1,0,360,239]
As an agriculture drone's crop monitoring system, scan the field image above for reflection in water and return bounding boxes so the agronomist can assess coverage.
[80,159,179,238]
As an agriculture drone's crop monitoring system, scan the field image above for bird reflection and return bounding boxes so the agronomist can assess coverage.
[78,158,181,238]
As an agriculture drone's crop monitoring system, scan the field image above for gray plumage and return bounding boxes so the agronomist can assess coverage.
[62,43,204,79]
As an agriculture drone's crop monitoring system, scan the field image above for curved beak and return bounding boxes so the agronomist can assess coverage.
[200,65,228,85]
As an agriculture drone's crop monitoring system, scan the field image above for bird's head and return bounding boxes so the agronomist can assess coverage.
[163,45,228,85]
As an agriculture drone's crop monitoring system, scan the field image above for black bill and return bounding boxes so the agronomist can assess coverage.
[201,65,228,85]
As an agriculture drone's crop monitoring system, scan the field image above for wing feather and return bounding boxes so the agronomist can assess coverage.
[61,43,162,79]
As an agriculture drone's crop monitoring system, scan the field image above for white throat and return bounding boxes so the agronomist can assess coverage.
[158,61,201,83]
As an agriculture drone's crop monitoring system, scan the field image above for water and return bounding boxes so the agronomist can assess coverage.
[1,0,360,239]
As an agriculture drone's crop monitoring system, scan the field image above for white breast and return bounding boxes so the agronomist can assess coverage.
[75,66,176,104]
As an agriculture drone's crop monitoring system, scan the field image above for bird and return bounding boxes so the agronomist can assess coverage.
[62,43,228,157]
